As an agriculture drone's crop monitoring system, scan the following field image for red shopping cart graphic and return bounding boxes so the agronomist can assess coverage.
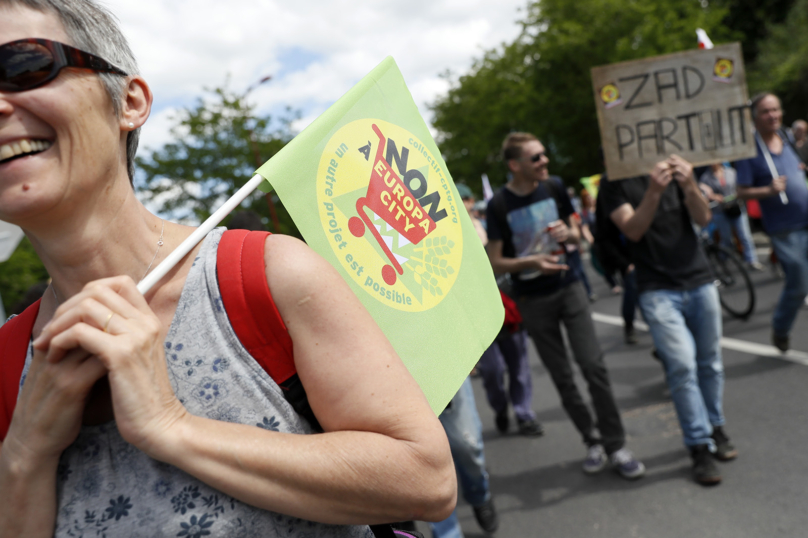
[348,124,437,286]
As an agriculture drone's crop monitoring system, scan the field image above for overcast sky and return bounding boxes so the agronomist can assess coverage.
[101,0,528,155]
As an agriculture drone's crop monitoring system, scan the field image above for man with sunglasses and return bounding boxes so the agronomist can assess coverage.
[486,132,645,480]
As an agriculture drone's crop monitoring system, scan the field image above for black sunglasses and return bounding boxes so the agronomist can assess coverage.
[523,152,546,163]
[0,38,128,92]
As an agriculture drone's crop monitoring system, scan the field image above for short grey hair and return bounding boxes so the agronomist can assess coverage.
[1,0,140,184]
[749,92,779,120]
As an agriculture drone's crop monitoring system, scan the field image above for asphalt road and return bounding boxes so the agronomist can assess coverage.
[430,258,808,538]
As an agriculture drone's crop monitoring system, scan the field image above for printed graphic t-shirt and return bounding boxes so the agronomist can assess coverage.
[600,176,713,293]
[486,177,578,297]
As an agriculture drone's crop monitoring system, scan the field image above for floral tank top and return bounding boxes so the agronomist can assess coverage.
[18,228,374,538]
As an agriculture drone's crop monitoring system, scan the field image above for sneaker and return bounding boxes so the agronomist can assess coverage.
[517,418,544,437]
[748,261,765,272]
[495,410,509,434]
[772,332,790,353]
[624,326,639,345]
[610,447,645,480]
[472,498,499,533]
[711,426,738,461]
[691,444,721,486]
[582,444,608,474]
[589,293,598,303]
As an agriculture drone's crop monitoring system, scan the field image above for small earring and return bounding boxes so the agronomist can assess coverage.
[128,122,135,129]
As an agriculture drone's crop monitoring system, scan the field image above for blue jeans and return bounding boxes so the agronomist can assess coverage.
[568,249,593,295]
[712,209,759,264]
[638,283,725,448]
[477,329,535,423]
[622,269,638,329]
[769,228,808,337]
[430,378,490,538]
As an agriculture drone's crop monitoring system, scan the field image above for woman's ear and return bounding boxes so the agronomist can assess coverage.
[120,76,153,131]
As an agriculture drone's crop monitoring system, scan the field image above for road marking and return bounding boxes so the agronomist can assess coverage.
[591,312,808,366]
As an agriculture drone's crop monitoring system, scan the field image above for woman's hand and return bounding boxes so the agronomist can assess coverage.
[3,344,107,466]
[32,276,187,458]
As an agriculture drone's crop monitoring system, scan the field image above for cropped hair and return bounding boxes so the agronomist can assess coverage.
[1,0,140,184]
[749,92,779,120]
[501,132,538,162]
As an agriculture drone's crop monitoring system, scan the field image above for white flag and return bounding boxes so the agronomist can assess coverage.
[481,174,494,201]
[696,28,714,50]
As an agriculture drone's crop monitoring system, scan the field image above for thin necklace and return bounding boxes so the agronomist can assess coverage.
[49,219,165,304]
[141,219,165,282]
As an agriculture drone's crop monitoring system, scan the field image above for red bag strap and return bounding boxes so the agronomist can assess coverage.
[0,299,41,441]
[217,230,296,385]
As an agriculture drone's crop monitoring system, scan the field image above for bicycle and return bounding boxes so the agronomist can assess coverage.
[700,219,756,320]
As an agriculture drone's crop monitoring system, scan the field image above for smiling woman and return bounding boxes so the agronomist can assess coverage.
[0,1,455,537]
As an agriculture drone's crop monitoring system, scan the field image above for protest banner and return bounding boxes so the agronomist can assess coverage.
[591,43,756,180]
[138,57,503,413]
[253,57,504,413]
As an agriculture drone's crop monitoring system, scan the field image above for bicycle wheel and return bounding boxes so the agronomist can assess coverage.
[706,244,756,319]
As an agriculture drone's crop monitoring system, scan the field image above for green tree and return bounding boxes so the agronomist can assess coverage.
[136,84,300,236]
[714,0,796,65]
[431,0,733,192]
[0,237,50,314]
[746,0,808,122]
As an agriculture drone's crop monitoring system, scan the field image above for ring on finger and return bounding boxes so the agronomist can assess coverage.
[103,312,115,333]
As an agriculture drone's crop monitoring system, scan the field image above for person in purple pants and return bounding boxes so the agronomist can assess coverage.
[457,183,543,437]
[477,327,543,436]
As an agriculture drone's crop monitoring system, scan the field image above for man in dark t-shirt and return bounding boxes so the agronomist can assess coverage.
[601,155,735,486]
[486,132,644,480]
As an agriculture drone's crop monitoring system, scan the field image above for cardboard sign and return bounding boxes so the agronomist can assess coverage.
[591,43,756,180]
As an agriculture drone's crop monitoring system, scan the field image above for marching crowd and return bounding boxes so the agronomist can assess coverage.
[435,90,808,537]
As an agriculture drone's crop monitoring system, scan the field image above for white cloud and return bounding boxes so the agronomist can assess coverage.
[103,0,526,154]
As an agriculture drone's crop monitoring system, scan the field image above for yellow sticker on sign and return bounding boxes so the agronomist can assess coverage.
[599,83,622,109]
[713,58,734,82]
[317,119,463,312]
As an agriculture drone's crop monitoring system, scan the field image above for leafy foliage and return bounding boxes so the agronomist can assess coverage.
[746,0,808,122]
[431,0,736,192]
[714,0,796,65]
[136,84,300,236]
[0,236,49,315]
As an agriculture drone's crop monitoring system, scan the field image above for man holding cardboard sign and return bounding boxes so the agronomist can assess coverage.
[601,155,736,486]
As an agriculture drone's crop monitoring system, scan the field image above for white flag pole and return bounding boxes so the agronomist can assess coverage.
[137,173,266,295]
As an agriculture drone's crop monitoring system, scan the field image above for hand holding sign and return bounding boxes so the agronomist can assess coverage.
[668,154,696,186]
[649,161,673,193]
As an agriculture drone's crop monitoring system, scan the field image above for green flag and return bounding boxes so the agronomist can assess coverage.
[255,57,503,413]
